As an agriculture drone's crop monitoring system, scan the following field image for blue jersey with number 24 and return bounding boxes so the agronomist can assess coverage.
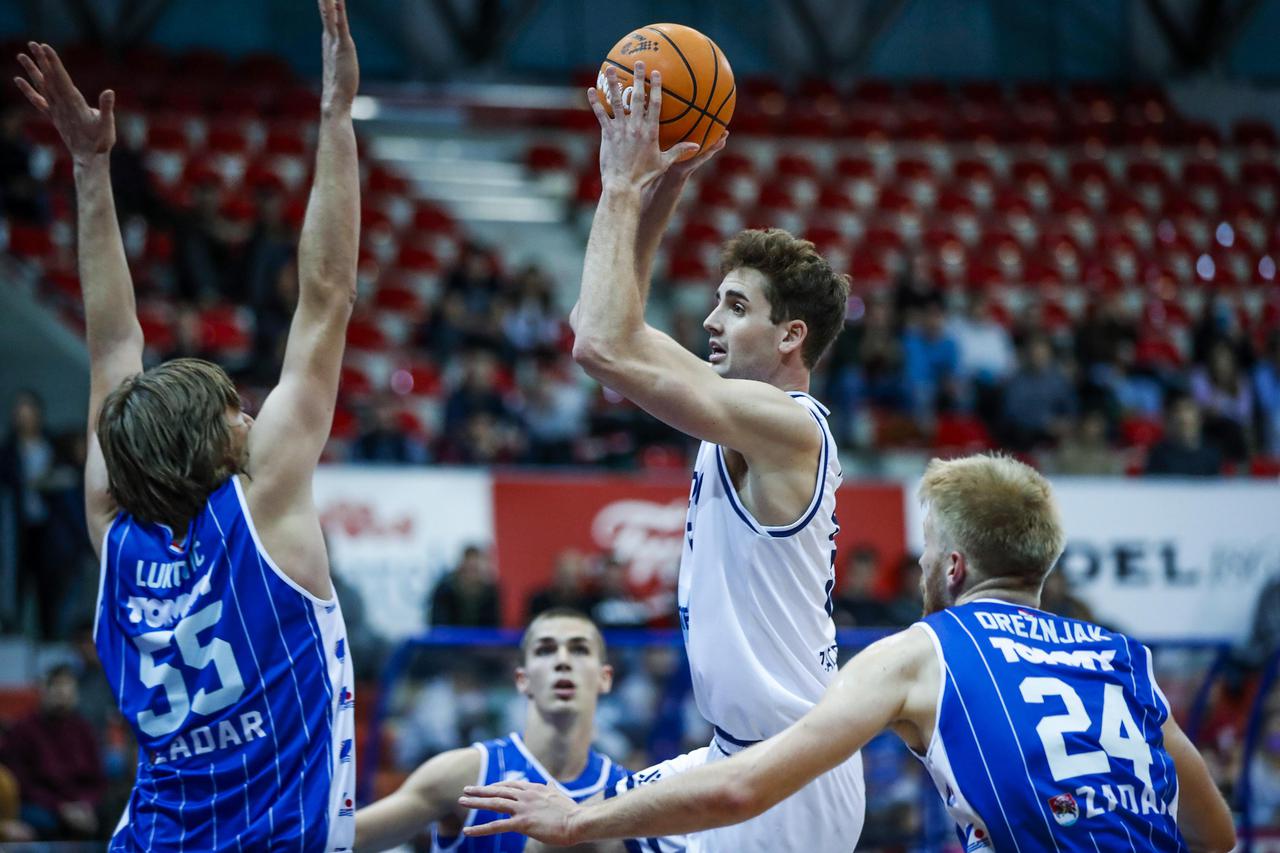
[915,599,1186,852]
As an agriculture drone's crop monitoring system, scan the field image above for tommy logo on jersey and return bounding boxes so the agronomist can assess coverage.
[1049,793,1080,826]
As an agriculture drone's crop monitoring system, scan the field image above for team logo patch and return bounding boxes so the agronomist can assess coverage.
[339,738,353,763]
[339,686,355,710]
[1049,793,1079,826]
[964,825,992,851]
[338,796,354,818]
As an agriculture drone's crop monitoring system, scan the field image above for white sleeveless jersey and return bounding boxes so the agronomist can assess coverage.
[678,392,842,743]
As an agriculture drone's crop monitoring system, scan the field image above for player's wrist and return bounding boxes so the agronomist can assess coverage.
[72,153,111,178]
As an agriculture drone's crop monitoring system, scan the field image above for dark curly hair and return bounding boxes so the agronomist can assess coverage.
[719,228,850,367]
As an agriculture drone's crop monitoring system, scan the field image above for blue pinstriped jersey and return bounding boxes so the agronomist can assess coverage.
[95,476,355,852]
[916,600,1185,852]
[433,733,630,853]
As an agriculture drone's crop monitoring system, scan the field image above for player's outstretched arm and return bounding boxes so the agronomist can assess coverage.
[1162,717,1236,853]
[356,748,480,852]
[460,628,934,844]
[244,0,359,594]
[14,43,141,550]
[571,65,816,463]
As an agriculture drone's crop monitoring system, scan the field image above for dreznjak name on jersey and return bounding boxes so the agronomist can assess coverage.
[974,609,1109,645]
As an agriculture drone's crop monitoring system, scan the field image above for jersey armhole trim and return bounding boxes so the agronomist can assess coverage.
[713,405,830,538]
[231,475,335,606]
[912,621,948,764]
[432,744,489,851]
[92,516,120,642]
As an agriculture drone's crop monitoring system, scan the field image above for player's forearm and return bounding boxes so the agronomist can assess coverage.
[572,186,649,359]
[72,155,143,359]
[570,762,761,843]
[297,107,359,307]
[634,175,687,296]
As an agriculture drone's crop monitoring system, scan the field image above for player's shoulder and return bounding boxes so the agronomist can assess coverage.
[406,744,486,797]
[862,624,938,678]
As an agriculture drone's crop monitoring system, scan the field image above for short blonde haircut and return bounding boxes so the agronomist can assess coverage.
[918,454,1065,584]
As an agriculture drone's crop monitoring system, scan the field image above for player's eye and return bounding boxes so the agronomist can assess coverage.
[731,302,745,315]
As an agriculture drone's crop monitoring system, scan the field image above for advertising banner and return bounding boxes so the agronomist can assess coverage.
[906,478,1280,642]
[313,467,493,640]
[493,471,906,628]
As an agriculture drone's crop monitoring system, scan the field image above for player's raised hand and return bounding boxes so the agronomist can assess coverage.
[458,780,583,845]
[318,0,359,113]
[588,62,700,192]
[14,42,114,163]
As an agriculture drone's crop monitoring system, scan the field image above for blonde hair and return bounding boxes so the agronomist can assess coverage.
[918,454,1065,584]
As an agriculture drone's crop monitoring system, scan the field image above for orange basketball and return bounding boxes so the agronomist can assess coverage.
[598,23,735,160]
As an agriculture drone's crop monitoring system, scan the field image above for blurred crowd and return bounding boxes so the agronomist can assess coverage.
[807,257,1280,476]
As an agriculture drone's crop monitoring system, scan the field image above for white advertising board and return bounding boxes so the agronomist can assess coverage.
[313,467,493,640]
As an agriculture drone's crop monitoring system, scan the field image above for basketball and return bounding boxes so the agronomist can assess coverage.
[598,23,735,159]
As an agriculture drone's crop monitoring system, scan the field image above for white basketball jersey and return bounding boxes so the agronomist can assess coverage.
[678,392,842,743]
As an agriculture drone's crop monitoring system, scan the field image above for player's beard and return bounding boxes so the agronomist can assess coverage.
[920,558,950,617]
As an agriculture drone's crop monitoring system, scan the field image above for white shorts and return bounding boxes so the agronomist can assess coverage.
[607,734,865,853]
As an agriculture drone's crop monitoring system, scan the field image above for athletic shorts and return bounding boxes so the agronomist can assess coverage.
[606,733,865,853]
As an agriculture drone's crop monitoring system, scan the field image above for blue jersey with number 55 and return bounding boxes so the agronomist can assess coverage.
[915,599,1186,852]
[95,476,355,852]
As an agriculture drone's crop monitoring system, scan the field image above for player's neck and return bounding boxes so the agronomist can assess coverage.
[522,710,593,782]
[955,582,1041,611]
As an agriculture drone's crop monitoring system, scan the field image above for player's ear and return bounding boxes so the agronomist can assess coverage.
[514,666,531,697]
[778,319,807,356]
[947,551,967,593]
[598,663,614,695]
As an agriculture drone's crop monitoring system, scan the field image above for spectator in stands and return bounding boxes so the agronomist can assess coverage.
[1074,293,1138,371]
[108,125,161,222]
[244,186,298,327]
[527,549,592,621]
[250,258,300,381]
[1088,337,1165,419]
[502,264,562,354]
[885,554,924,626]
[443,350,512,437]
[429,545,500,627]
[901,295,958,422]
[584,555,650,630]
[0,390,59,638]
[351,394,429,464]
[417,292,470,364]
[1049,409,1126,476]
[999,335,1077,450]
[0,665,105,840]
[831,544,896,628]
[950,294,1015,386]
[172,176,236,303]
[159,303,216,363]
[1192,341,1254,462]
[444,241,501,316]
[1145,394,1223,477]
[893,253,940,328]
[518,353,588,465]
[1255,332,1280,457]
[0,104,45,223]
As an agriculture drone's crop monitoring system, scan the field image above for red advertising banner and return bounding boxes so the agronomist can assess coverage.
[492,472,906,628]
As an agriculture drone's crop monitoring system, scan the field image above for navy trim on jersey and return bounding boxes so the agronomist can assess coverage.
[712,725,761,749]
[713,400,830,538]
[786,390,831,416]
